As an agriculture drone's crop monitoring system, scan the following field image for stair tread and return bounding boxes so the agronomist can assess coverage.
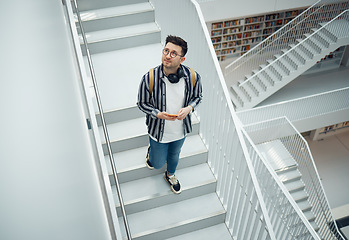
[284,179,305,192]
[303,210,316,222]
[165,223,232,240]
[278,169,301,182]
[120,193,225,238]
[90,43,162,112]
[298,199,312,211]
[107,134,207,174]
[100,114,199,144]
[256,140,297,171]
[291,190,308,202]
[83,22,159,43]
[79,2,153,22]
[116,163,215,206]
[320,19,349,39]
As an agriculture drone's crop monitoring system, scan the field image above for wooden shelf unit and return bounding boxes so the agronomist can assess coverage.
[210,8,307,61]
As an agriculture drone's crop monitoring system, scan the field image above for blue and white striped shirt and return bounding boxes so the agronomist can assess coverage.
[137,64,203,142]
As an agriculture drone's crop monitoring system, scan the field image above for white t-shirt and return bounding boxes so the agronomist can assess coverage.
[161,76,185,143]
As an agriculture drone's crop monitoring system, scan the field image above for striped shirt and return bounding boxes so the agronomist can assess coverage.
[137,64,203,142]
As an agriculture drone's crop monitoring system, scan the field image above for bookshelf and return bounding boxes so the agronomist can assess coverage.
[209,8,306,61]
[310,121,349,140]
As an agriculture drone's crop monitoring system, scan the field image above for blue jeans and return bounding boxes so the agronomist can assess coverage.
[148,136,186,175]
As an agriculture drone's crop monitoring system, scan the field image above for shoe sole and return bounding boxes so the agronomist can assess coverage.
[145,159,154,170]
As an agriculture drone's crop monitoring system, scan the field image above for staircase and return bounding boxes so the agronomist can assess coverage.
[230,16,349,111]
[256,140,320,235]
[75,0,232,239]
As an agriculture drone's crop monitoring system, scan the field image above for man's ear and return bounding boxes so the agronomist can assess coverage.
[180,57,186,64]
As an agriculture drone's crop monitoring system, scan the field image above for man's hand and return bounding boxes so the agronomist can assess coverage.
[157,112,178,121]
[177,106,192,120]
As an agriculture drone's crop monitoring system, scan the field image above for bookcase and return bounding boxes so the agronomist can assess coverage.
[310,121,349,140]
[209,8,306,61]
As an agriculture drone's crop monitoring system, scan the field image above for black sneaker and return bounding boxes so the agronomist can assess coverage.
[164,171,181,194]
[145,145,154,170]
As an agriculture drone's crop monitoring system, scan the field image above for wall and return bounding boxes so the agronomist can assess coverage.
[0,1,112,240]
[199,0,318,22]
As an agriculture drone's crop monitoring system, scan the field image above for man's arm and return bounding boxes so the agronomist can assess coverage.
[137,74,159,119]
[188,72,203,111]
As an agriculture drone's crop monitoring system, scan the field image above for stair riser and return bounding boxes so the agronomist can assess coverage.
[114,151,208,183]
[80,11,154,33]
[77,0,148,11]
[82,31,160,55]
[116,181,217,215]
[293,194,309,203]
[280,175,301,184]
[287,185,305,194]
[102,122,200,154]
[96,106,144,126]
[130,212,226,240]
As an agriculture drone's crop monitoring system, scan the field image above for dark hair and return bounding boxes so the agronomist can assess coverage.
[165,35,188,57]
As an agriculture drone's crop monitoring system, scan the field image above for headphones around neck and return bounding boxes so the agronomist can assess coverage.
[167,67,184,83]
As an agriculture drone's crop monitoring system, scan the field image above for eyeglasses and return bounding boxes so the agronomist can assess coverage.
[162,48,182,58]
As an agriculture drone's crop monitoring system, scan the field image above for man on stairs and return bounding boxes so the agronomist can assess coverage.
[137,35,203,194]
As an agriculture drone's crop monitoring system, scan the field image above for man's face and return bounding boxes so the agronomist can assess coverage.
[162,42,185,70]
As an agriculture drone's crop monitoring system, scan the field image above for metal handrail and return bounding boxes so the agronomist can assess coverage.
[240,123,321,239]
[240,9,349,87]
[243,117,345,239]
[69,0,132,239]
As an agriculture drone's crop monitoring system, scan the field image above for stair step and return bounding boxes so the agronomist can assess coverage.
[96,106,144,126]
[284,179,305,193]
[274,54,297,72]
[107,134,208,183]
[115,163,216,215]
[230,85,246,108]
[81,22,160,54]
[89,43,162,112]
[249,75,266,93]
[320,19,349,39]
[305,33,330,49]
[303,210,316,222]
[100,114,200,153]
[77,0,148,12]
[277,168,301,183]
[256,140,296,171]
[78,2,154,32]
[120,193,226,240]
[165,223,232,240]
[282,48,305,66]
[290,190,309,203]
[267,59,290,76]
[313,28,337,44]
[298,199,312,212]
[297,38,322,55]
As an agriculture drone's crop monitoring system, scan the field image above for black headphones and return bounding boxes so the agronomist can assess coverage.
[167,67,184,83]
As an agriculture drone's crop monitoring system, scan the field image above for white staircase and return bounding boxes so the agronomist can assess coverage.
[230,17,349,110]
[256,140,320,235]
[75,0,232,239]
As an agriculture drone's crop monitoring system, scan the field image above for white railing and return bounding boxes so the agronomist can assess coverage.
[240,124,320,240]
[224,0,349,87]
[236,87,349,126]
[244,117,345,239]
[150,0,318,239]
[63,1,129,239]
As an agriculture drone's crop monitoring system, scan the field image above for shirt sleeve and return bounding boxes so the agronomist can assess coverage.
[137,74,160,119]
[188,71,203,111]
